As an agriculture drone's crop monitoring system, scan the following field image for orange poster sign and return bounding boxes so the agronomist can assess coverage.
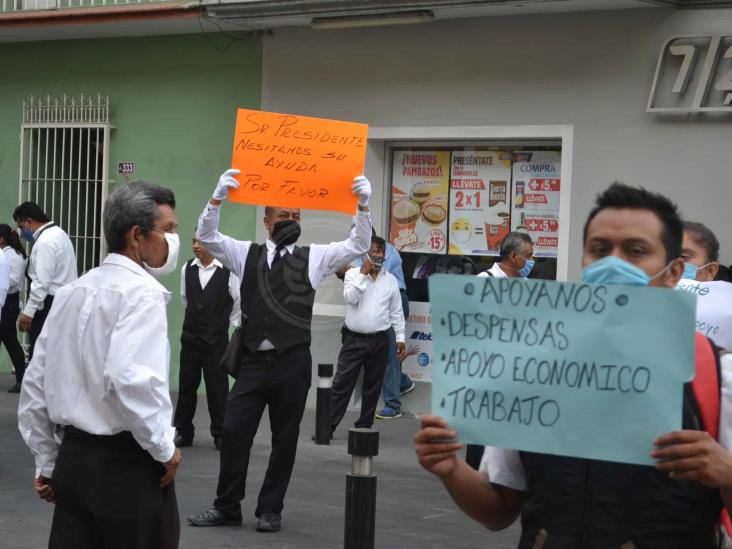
[228,109,368,214]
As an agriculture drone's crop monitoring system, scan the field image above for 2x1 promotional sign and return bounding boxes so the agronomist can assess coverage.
[229,109,368,214]
[429,274,696,466]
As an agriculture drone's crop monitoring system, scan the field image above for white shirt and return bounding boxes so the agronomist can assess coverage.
[18,253,176,478]
[343,267,405,342]
[479,353,732,491]
[180,257,242,327]
[3,246,27,294]
[0,250,8,312]
[477,262,509,279]
[196,203,372,350]
[24,222,77,317]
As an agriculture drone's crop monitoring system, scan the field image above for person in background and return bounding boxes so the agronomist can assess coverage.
[351,229,413,420]
[0,246,8,334]
[330,235,406,436]
[681,221,720,282]
[463,232,535,470]
[0,224,28,393]
[173,231,240,450]
[13,202,77,361]
[188,169,372,533]
[477,232,534,279]
[416,183,732,549]
[18,181,181,549]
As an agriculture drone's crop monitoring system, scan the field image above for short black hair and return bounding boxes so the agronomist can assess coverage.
[500,232,533,259]
[583,182,682,262]
[684,221,719,262]
[371,235,386,250]
[13,202,49,224]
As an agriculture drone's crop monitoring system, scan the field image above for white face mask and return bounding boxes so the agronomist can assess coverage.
[143,232,180,278]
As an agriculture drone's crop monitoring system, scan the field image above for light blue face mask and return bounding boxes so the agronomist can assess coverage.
[519,258,535,278]
[682,262,698,281]
[581,256,670,287]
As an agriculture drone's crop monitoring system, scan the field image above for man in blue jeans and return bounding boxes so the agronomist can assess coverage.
[375,240,414,419]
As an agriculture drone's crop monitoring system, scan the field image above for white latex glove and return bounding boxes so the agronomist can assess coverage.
[352,175,371,207]
[212,169,240,201]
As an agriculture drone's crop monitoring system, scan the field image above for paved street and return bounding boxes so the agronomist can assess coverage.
[0,376,519,548]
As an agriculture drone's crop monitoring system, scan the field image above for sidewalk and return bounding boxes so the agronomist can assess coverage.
[0,379,519,548]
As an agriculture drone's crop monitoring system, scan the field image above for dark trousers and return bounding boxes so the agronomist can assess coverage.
[213,346,311,521]
[173,339,229,440]
[49,428,179,549]
[330,330,390,432]
[1,293,26,384]
[465,444,485,470]
[29,295,53,362]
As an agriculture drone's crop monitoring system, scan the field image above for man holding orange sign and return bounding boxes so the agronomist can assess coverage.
[188,167,372,533]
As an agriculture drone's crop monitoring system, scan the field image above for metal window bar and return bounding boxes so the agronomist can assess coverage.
[3,0,173,12]
[19,94,110,277]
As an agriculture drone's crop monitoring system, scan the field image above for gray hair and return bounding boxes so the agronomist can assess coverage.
[103,180,176,253]
[499,231,533,259]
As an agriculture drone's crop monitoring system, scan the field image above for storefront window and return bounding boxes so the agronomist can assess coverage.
[387,144,562,303]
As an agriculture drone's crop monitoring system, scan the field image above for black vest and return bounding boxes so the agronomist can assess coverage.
[240,243,314,353]
[181,260,233,346]
[518,383,722,549]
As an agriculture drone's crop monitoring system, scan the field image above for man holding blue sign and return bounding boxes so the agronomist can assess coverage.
[416,183,732,548]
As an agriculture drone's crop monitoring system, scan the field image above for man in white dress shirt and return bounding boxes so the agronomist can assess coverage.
[477,231,534,280]
[188,169,372,533]
[415,183,732,548]
[468,232,534,469]
[330,235,406,436]
[173,233,241,449]
[13,202,77,361]
[18,181,182,549]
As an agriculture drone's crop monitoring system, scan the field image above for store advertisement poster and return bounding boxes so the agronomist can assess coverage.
[448,151,512,256]
[402,301,433,382]
[390,150,450,255]
[510,151,561,258]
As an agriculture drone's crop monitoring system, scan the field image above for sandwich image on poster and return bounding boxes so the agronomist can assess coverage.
[390,150,450,254]
[448,151,512,256]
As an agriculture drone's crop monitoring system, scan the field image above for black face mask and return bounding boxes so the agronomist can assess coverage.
[271,219,301,246]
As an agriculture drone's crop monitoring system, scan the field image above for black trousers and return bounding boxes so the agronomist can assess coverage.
[29,295,53,362]
[465,444,485,470]
[330,330,389,432]
[49,427,179,549]
[1,292,26,384]
[173,339,229,440]
[213,346,311,521]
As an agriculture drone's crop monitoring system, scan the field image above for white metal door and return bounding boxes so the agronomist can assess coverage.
[19,93,111,274]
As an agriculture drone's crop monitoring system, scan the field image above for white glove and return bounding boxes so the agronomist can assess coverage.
[352,175,371,207]
[212,169,240,201]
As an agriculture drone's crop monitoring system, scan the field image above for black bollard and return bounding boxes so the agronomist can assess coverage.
[344,428,379,549]
[314,363,334,445]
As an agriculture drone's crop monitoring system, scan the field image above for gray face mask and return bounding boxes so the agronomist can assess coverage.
[369,254,384,271]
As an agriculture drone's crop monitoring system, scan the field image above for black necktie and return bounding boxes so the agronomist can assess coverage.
[271,245,286,268]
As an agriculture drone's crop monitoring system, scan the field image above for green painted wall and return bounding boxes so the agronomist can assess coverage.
[0,32,261,390]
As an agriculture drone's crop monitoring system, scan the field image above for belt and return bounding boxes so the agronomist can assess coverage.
[344,327,387,339]
[65,425,134,441]
[246,343,310,357]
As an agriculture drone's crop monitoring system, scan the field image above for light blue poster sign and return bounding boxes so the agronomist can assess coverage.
[429,274,697,465]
